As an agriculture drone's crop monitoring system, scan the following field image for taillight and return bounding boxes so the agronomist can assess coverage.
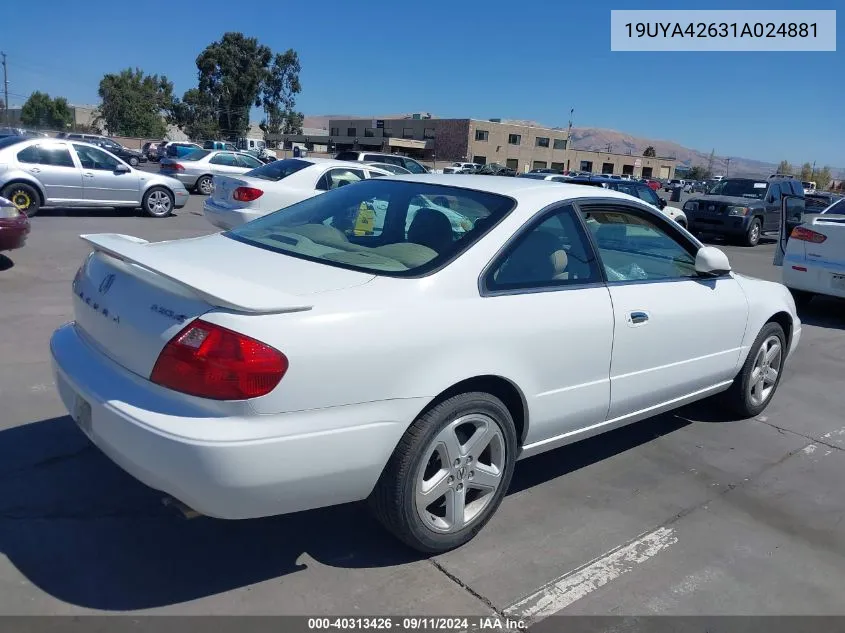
[163,163,184,171]
[150,319,288,400]
[790,226,827,243]
[233,186,264,202]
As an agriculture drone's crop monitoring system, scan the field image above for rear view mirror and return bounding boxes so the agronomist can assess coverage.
[115,163,130,173]
[695,246,731,276]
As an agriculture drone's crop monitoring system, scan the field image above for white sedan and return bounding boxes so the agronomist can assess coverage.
[782,205,845,306]
[202,158,392,230]
[51,176,801,553]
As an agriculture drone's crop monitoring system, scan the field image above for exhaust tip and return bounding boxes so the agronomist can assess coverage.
[162,496,202,519]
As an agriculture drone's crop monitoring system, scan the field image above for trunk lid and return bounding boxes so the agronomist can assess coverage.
[208,175,253,209]
[72,233,374,378]
[807,214,845,264]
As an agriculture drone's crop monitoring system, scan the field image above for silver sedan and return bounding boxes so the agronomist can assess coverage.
[159,149,265,195]
[0,136,189,218]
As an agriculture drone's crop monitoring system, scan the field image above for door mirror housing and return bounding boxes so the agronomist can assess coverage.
[115,163,131,173]
[657,197,667,209]
[695,246,731,276]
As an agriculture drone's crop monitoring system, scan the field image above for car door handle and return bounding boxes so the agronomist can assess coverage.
[28,167,41,174]
[83,172,94,178]
[628,311,649,325]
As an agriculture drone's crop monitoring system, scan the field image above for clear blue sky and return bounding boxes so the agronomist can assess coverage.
[3,0,842,166]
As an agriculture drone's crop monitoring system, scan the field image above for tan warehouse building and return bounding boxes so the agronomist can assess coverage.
[270,116,676,179]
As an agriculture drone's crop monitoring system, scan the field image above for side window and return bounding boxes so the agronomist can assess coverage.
[367,170,386,178]
[403,159,427,174]
[73,144,120,171]
[39,146,75,168]
[315,168,366,191]
[16,146,40,164]
[582,206,697,281]
[236,154,263,169]
[210,152,238,166]
[635,185,661,207]
[768,183,782,202]
[487,205,602,291]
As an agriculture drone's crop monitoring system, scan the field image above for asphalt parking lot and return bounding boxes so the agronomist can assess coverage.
[1,188,844,621]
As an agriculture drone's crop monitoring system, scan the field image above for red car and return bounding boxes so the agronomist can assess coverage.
[645,179,661,191]
[0,196,30,253]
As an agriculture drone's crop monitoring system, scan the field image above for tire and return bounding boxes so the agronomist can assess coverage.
[2,182,41,217]
[789,289,814,309]
[722,322,787,418]
[129,157,139,167]
[195,175,214,195]
[369,392,518,553]
[142,186,174,218]
[743,218,762,247]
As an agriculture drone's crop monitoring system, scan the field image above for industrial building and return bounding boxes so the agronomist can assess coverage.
[269,114,677,179]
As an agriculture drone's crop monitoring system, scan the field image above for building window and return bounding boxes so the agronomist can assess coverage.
[506,158,519,170]
[364,128,376,137]
[330,127,339,136]
[508,134,521,145]
[602,163,614,174]
[551,162,565,172]
[532,160,547,170]
[424,128,435,139]
[402,128,414,139]
[346,127,356,137]
[535,137,550,148]
[553,139,567,150]
[473,155,487,165]
[580,160,593,172]
[475,129,489,142]
[384,128,393,138]
[622,164,634,175]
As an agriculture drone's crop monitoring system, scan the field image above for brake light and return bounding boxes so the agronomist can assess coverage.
[233,186,264,202]
[163,163,184,171]
[150,320,288,400]
[790,226,827,243]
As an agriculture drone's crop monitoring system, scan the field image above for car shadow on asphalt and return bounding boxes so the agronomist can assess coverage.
[0,254,14,271]
[0,409,703,611]
[798,296,845,331]
[35,208,179,219]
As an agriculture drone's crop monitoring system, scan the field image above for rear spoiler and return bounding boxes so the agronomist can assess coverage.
[80,233,314,315]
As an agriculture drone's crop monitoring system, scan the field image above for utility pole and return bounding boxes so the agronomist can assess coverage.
[1,52,8,127]
[707,148,715,175]
[811,160,816,180]
[725,157,731,177]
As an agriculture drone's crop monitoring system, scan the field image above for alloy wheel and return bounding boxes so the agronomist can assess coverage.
[748,334,782,406]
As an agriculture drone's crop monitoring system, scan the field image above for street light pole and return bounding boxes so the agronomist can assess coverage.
[725,157,731,177]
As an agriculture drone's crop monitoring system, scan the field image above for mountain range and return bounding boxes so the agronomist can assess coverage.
[302,114,842,180]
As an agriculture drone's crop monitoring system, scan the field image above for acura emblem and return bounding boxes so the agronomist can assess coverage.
[99,273,115,295]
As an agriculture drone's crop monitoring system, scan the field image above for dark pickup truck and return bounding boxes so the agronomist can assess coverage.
[682,175,804,246]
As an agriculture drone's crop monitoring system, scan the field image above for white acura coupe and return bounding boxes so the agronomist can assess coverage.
[51,175,801,553]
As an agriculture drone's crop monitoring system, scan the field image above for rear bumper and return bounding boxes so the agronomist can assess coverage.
[0,216,30,251]
[162,172,199,189]
[783,252,845,299]
[202,198,263,230]
[50,322,421,519]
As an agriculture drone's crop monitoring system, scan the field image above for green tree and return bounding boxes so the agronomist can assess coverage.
[776,160,793,175]
[800,162,813,181]
[20,91,73,129]
[815,166,832,190]
[687,165,712,180]
[173,88,220,140]
[178,32,302,140]
[97,68,175,137]
[643,146,656,157]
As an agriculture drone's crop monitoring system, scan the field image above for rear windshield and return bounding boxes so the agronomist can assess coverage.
[244,158,310,182]
[334,151,359,161]
[226,179,515,277]
[823,198,845,214]
[707,179,768,200]
[182,149,211,161]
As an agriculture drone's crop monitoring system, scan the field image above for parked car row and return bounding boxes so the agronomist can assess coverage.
[55,133,146,167]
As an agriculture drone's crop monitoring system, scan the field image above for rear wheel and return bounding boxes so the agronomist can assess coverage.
[789,289,815,309]
[2,183,40,217]
[743,218,762,247]
[722,322,786,418]
[195,175,214,195]
[142,186,174,218]
[369,392,517,553]
[129,157,139,167]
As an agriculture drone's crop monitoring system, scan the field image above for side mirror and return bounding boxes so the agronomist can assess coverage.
[695,246,731,276]
[658,197,667,209]
[115,163,131,173]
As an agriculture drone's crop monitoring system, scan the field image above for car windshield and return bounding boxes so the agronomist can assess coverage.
[183,149,211,161]
[226,179,515,277]
[244,158,311,181]
[370,163,410,175]
[707,179,768,199]
[403,160,428,174]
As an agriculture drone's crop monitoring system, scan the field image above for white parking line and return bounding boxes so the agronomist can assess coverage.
[503,526,678,622]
